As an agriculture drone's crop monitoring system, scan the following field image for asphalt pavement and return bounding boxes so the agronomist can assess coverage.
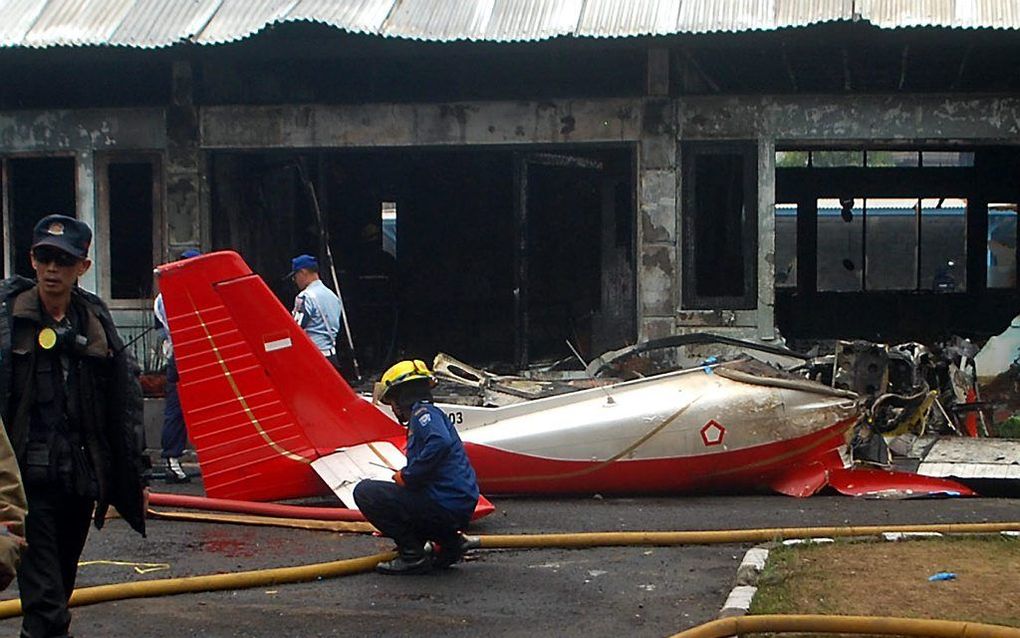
[1,480,1017,638]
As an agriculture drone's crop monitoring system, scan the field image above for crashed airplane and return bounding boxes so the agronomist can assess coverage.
[155,251,974,505]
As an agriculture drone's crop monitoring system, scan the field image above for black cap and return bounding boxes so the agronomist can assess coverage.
[32,214,92,260]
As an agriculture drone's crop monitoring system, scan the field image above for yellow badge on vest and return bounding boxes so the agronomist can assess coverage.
[37,327,57,350]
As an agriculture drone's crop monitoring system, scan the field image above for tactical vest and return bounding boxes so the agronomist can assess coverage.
[13,305,97,497]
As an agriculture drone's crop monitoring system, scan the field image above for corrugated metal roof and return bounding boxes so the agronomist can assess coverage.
[382,0,493,41]
[0,0,49,47]
[196,0,298,45]
[858,0,1020,29]
[677,0,848,34]
[24,0,136,47]
[288,0,396,35]
[577,0,682,38]
[109,0,221,48]
[1,0,1019,49]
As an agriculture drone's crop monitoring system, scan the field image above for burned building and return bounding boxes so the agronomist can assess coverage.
[1,1,1018,373]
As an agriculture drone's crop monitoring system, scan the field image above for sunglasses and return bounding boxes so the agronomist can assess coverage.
[32,247,81,267]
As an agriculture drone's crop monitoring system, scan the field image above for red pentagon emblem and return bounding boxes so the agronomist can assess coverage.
[700,419,725,446]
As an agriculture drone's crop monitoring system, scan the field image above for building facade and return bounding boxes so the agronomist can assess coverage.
[1,1,1018,371]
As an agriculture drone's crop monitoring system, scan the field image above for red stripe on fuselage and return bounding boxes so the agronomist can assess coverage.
[465,416,856,495]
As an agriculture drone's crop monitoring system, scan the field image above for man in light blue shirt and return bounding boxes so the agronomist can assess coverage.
[288,254,344,369]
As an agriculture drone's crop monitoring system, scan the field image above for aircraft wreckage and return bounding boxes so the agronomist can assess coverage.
[155,251,975,507]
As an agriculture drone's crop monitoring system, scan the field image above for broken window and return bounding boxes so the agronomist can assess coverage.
[776,151,808,168]
[817,197,967,292]
[817,198,863,292]
[987,202,1017,289]
[866,151,919,168]
[775,203,797,287]
[2,157,77,278]
[812,151,863,167]
[776,147,1017,343]
[381,201,397,258]
[98,154,161,301]
[784,150,972,169]
[922,151,974,167]
[681,142,757,309]
[865,198,918,291]
[919,198,967,292]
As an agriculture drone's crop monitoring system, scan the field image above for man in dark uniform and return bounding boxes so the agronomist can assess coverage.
[0,214,147,638]
[153,248,202,483]
[354,359,479,575]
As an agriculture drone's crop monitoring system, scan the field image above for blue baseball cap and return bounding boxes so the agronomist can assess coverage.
[32,214,91,260]
[180,248,202,259]
[286,254,318,278]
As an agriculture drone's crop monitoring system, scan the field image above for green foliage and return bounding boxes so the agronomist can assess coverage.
[997,414,1020,438]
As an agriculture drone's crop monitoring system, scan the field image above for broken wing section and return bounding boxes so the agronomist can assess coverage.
[767,448,976,498]
[158,251,404,501]
[311,442,406,510]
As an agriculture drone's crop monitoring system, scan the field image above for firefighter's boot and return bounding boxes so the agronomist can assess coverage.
[376,545,432,575]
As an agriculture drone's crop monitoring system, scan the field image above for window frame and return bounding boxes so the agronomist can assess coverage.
[96,151,163,309]
[681,140,758,310]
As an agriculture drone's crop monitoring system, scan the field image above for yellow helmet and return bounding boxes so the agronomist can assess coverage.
[373,359,437,404]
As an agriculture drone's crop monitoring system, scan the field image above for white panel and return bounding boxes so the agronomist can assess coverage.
[310,441,405,509]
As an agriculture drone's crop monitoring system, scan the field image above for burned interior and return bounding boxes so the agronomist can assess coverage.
[774,147,1020,345]
[209,147,636,374]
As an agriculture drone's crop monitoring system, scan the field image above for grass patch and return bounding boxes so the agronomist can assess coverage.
[749,536,1020,627]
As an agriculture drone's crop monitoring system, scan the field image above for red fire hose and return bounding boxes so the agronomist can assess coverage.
[146,492,367,521]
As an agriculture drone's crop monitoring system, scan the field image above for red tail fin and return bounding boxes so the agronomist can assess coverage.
[157,251,403,501]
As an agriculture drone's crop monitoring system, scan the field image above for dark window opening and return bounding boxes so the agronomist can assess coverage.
[682,142,758,309]
[7,157,76,278]
[108,162,155,299]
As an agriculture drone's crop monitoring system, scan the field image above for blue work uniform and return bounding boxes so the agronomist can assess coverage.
[401,402,479,517]
[292,279,343,355]
[153,293,188,459]
[352,401,480,556]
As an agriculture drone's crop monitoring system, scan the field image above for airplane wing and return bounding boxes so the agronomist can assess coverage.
[157,251,495,517]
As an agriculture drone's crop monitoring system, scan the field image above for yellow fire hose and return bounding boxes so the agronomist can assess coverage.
[668,614,1020,638]
[477,521,1020,549]
[0,550,396,619]
[0,520,1017,633]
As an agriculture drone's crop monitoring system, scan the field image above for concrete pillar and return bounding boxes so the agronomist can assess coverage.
[756,138,776,340]
[165,61,203,257]
[76,149,99,293]
[637,98,678,341]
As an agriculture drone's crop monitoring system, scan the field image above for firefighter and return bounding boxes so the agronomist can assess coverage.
[354,360,479,574]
